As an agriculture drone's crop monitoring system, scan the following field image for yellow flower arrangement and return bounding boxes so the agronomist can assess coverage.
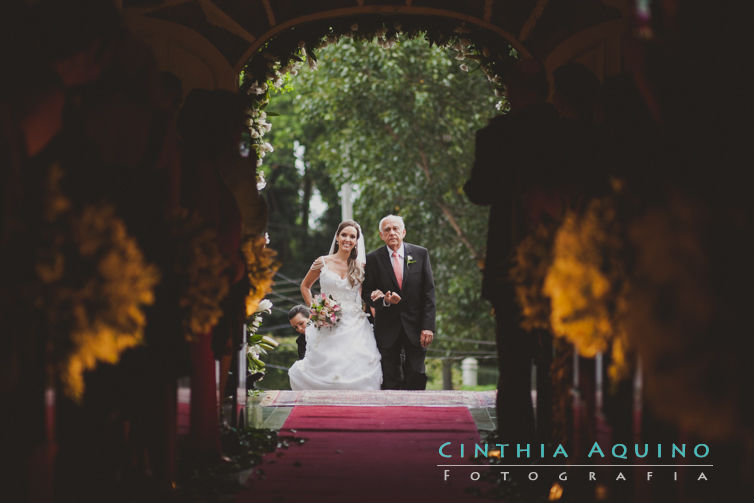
[510,221,557,332]
[242,235,280,318]
[168,211,231,341]
[624,194,749,441]
[543,197,630,380]
[37,165,160,400]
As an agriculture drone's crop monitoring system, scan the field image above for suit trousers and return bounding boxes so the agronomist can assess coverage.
[492,286,535,442]
[379,326,427,390]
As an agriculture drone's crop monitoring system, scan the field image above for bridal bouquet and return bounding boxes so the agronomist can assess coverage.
[309,293,342,329]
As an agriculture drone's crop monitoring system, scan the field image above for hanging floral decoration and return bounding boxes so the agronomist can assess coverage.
[165,211,231,341]
[543,195,631,381]
[624,194,752,441]
[510,220,558,332]
[246,298,279,377]
[33,164,160,400]
[243,234,280,318]
[550,337,574,444]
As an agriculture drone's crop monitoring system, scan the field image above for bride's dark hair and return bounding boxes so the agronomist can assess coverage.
[332,219,365,288]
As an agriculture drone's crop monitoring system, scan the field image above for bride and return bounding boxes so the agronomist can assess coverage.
[288,220,382,390]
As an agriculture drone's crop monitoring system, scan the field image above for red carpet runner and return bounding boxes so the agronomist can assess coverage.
[236,406,488,503]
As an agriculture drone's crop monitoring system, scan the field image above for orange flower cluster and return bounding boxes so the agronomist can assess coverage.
[543,197,630,381]
[510,221,557,332]
[625,195,748,440]
[169,212,231,341]
[37,165,160,400]
[242,235,280,318]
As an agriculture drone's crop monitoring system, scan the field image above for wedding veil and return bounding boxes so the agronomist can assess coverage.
[328,221,366,265]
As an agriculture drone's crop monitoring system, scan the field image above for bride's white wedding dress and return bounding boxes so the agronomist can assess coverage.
[288,261,382,390]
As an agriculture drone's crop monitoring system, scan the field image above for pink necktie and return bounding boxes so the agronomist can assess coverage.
[392,251,403,289]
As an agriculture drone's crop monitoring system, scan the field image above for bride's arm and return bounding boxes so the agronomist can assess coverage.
[300,256,324,306]
[359,287,377,317]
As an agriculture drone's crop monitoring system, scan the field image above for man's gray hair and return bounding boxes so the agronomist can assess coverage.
[379,214,405,232]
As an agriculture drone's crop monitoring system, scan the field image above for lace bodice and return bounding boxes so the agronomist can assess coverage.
[320,261,364,315]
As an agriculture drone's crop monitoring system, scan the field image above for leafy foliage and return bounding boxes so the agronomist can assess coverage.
[263,35,499,350]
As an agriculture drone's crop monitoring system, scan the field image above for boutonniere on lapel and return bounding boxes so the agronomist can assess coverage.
[406,255,416,267]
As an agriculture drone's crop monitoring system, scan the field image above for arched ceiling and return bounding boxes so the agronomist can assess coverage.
[125,0,622,74]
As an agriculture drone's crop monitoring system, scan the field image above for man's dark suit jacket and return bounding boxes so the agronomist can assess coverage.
[362,243,436,347]
[295,334,306,360]
[464,103,561,302]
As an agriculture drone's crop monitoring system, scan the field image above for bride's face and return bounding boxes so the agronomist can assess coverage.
[338,226,358,253]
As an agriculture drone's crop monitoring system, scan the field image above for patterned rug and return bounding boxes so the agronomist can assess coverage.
[259,389,496,407]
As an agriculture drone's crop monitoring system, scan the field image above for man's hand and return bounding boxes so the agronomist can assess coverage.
[384,291,402,305]
[420,330,434,348]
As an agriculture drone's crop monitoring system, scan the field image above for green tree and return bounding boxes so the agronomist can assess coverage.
[265,35,499,355]
[249,77,343,338]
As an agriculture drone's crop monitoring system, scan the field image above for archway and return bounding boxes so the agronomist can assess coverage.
[123,0,629,447]
[124,0,625,94]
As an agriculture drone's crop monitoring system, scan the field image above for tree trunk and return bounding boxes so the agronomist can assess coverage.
[301,168,312,232]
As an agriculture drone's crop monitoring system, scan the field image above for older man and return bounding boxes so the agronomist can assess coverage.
[362,215,436,390]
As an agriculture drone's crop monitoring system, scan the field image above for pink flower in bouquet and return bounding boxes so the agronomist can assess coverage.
[310,293,343,329]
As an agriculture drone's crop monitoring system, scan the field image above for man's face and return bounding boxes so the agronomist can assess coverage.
[379,218,406,251]
[290,313,308,334]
